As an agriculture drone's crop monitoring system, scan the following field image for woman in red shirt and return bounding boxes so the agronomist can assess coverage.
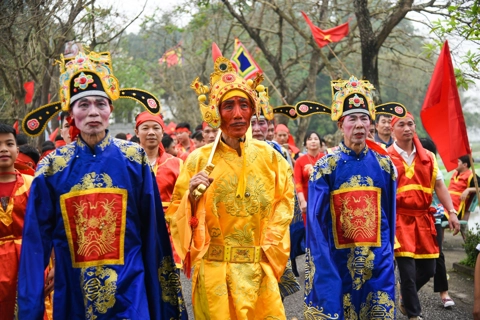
[294,131,324,225]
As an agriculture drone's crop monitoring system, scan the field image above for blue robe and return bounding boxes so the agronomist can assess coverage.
[18,132,186,319]
[304,142,396,319]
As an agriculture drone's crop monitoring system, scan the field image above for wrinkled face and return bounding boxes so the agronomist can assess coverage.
[250,116,268,141]
[0,133,18,170]
[60,120,71,144]
[266,123,275,141]
[71,96,111,136]
[305,133,320,150]
[392,117,415,143]
[136,120,163,150]
[219,96,254,139]
[338,113,370,148]
[203,126,219,144]
[275,130,289,145]
[375,115,392,136]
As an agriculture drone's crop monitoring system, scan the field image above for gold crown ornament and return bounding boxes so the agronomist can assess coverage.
[190,43,273,128]
[274,75,407,121]
[22,51,161,136]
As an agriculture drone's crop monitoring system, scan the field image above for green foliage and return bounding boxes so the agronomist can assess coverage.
[460,223,480,268]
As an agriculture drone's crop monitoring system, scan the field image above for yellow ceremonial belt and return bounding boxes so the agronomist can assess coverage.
[0,235,21,245]
[162,201,171,208]
[397,184,432,194]
[206,245,267,263]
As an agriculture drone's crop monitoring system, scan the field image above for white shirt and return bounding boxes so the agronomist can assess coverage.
[393,142,443,181]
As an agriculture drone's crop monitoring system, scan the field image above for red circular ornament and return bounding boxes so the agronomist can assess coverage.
[222,74,235,83]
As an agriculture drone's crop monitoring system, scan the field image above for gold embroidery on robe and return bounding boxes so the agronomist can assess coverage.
[36,144,75,177]
[305,248,315,296]
[158,256,182,307]
[81,266,118,320]
[347,247,375,290]
[113,139,145,164]
[343,293,358,319]
[359,291,395,319]
[303,301,340,320]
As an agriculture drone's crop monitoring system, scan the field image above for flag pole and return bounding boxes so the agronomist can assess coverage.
[326,44,351,76]
[468,153,480,208]
[262,73,289,105]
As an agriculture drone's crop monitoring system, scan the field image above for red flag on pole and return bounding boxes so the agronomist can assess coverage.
[24,81,34,104]
[420,40,470,171]
[12,120,19,134]
[301,12,349,48]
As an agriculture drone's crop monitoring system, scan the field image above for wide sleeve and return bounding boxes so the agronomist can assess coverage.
[18,173,55,319]
[138,163,187,320]
[262,154,295,280]
[166,153,210,264]
[304,159,343,315]
[293,155,305,194]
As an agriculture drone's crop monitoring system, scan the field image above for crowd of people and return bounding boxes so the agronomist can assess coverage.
[1,46,479,320]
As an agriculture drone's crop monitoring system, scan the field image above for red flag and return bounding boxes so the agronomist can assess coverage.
[12,120,19,134]
[301,12,349,48]
[24,81,34,104]
[420,40,470,171]
[49,127,59,142]
[159,44,182,67]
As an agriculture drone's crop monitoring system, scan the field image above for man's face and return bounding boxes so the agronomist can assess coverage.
[251,116,268,141]
[60,120,71,144]
[219,96,254,139]
[368,123,375,140]
[375,115,392,136]
[194,138,205,149]
[275,130,289,145]
[0,133,18,170]
[203,126,219,144]
[71,96,111,136]
[175,130,190,144]
[136,120,163,150]
[456,159,467,173]
[338,113,370,147]
[266,123,275,141]
[165,142,177,156]
[392,117,415,143]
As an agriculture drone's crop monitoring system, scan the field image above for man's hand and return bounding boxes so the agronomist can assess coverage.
[461,189,469,201]
[44,266,55,296]
[448,211,461,236]
[300,199,307,213]
[188,171,213,202]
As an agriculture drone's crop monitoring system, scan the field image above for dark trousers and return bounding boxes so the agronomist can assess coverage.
[397,257,436,317]
[434,223,448,292]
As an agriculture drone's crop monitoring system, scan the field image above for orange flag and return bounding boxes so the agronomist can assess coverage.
[24,81,34,104]
[420,40,470,171]
[13,120,19,134]
[301,12,349,48]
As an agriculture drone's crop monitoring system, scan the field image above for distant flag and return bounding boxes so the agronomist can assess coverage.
[49,127,59,142]
[420,40,470,172]
[230,38,263,80]
[301,12,349,48]
[13,120,19,134]
[24,81,34,104]
[159,43,183,67]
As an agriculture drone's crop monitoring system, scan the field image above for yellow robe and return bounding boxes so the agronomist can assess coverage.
[167,138,294,320]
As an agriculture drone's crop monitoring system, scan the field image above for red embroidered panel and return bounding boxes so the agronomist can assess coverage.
[330,187,381,249]
[60,188,127,268]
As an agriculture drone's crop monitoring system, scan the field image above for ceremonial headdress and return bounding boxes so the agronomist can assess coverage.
[190,43,273,128]
[274,76,406,121]
[22,51,161,136]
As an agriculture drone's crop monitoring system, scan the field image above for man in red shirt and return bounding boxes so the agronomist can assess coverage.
[448,155,480,225]
[388,112,460,319]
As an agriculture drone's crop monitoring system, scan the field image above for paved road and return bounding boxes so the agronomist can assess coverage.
[180,230,475,319]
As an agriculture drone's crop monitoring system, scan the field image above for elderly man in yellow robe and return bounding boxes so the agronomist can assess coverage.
[166,44,294,319]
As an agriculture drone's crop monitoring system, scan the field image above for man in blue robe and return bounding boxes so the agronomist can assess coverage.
[296,77,406,319]
[18,51,186,319]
